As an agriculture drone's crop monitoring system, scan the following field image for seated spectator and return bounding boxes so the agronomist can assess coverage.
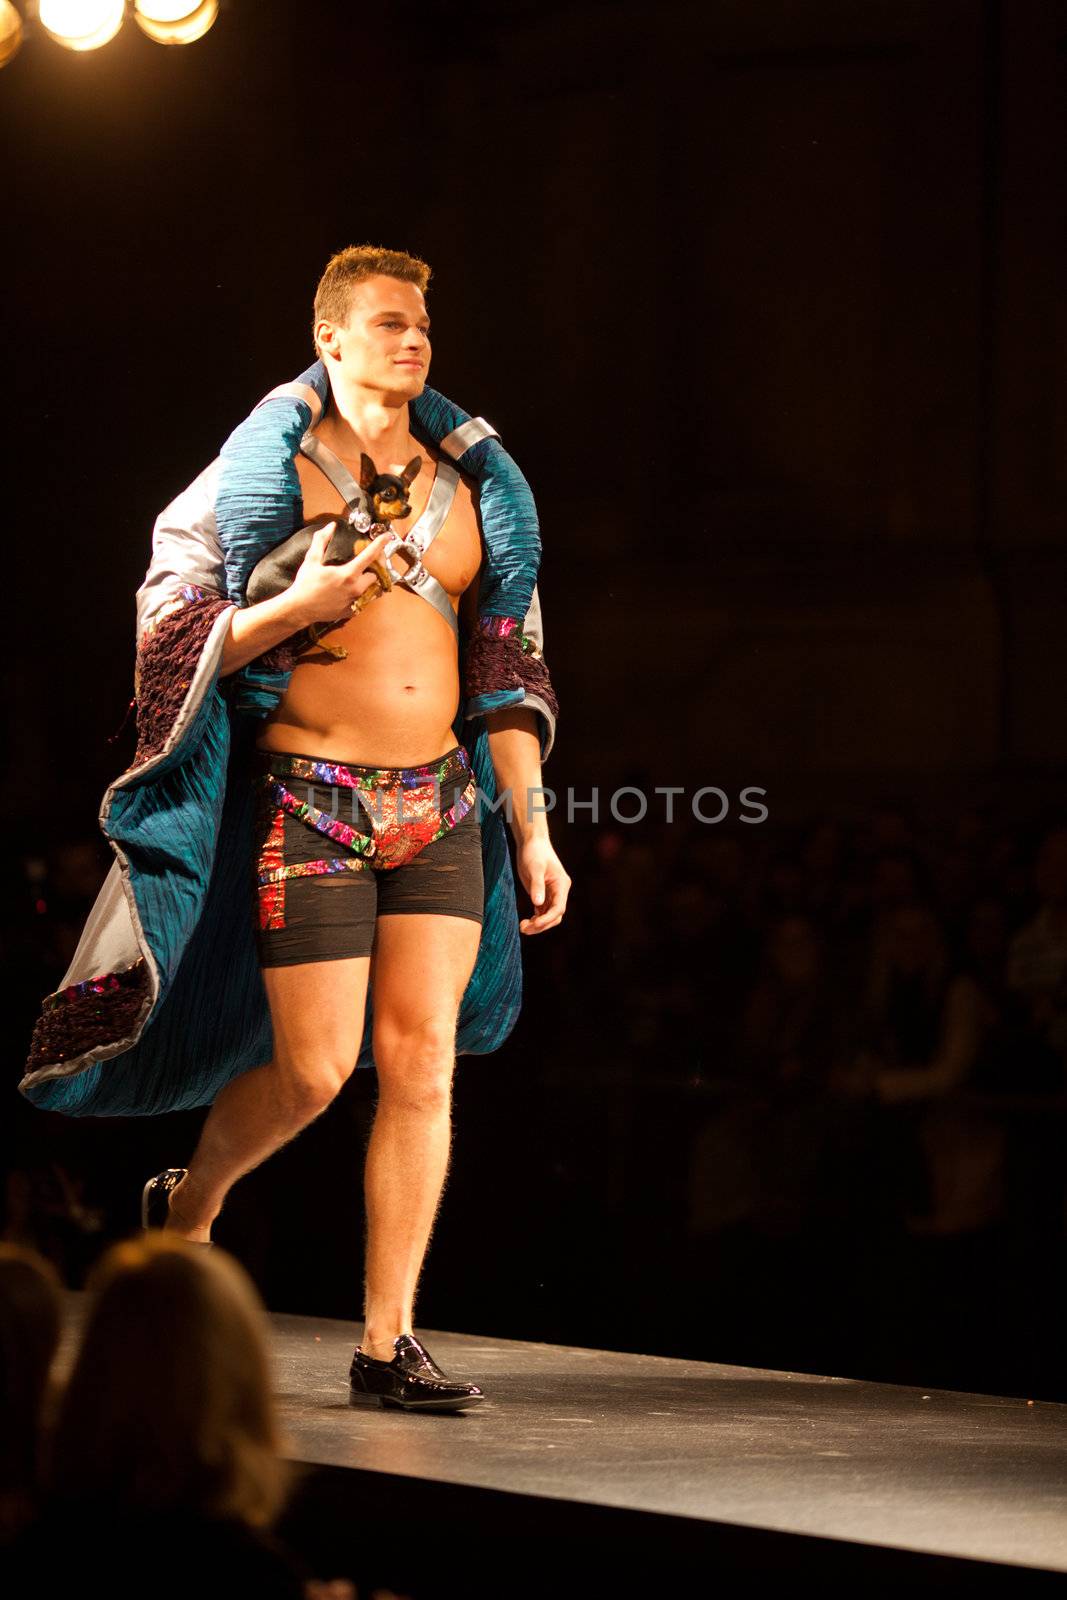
[736,912,844,1095]
[688,913,855,1236]
[1006,824,1067,1089]
[856,901,1002,1234]
[0,1244,63,1548]
[9,1233,355,1598]
[863,901,982,1104]
[961,895,1048,1094]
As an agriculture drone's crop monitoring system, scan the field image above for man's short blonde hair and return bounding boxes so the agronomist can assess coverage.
[312,244,432,356]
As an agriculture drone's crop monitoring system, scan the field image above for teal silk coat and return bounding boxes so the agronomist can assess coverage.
[19,363,558,1117]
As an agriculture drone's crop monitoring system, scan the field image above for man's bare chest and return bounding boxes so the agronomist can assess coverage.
[294,449,482,603]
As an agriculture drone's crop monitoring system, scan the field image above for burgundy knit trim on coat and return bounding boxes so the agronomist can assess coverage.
[24,959,151,1073]
[463,615,559,719]
[132,588,235,767]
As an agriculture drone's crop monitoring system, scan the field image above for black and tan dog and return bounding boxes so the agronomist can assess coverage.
[246,454,422,659]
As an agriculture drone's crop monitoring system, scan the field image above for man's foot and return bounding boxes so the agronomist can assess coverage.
[349,1333,485,1412]
[141,1169,214,1247]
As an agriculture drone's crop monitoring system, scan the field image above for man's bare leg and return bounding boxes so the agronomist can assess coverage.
[165,955,371,1242]
[359,912,482,1360]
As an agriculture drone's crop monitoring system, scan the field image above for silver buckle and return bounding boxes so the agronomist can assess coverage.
[381,534,428,587]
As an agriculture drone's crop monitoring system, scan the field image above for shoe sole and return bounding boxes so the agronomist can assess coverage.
[348,1387,485,1412]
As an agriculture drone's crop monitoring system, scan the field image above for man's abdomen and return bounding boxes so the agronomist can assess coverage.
[255,602,463,767]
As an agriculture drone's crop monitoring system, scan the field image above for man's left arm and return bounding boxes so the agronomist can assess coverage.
[460,576,570,935]
[484,703,571,935]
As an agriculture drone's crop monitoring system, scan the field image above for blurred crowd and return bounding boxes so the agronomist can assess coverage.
[0,1234,405,1598]
[3,789,1067,1404]
[544,794,1067,1243]
[4,790,1062,1587]
[6,794,1067,1262]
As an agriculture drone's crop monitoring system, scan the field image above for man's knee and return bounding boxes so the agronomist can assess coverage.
[276,1056,353,1119]
[374,1014,458,1110]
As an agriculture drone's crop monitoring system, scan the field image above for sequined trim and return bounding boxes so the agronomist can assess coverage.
[44,961,148,1011]
[259,853,372,888]
[257,805,287,930]
[272,745,473,790]
[252,747,479,920]
[137,583,215,647]
[476,614,543,657]
[257,772,478,882]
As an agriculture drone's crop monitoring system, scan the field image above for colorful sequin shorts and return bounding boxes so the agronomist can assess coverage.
[251,744,484,967]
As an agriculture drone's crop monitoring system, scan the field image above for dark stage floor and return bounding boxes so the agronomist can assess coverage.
[58,1295,1067,1593]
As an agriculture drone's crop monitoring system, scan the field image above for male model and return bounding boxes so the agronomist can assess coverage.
[21,244,568,1411]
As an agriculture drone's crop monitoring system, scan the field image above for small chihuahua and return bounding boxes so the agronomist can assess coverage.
[245,453,423,660]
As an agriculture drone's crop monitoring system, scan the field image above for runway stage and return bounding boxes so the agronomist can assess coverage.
[270,1309,1067,1595]
[59,1296,1067,1595]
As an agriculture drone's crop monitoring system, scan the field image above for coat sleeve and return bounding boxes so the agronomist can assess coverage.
[134,459,232,637]
[129,458,239,770]
[513,582,557,764]
[462,580,560,765]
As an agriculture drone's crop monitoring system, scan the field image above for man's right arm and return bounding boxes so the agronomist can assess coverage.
[135,459,389,681]
[135,458,307,679]
[217,591,308,678]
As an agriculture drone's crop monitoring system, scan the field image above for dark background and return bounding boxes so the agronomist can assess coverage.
[3,0,1067,1400]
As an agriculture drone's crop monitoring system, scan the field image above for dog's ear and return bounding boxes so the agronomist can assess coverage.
[401,455,422,488]
[360,453,377,489]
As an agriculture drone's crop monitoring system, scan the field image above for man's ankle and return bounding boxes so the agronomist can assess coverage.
[361,1324,414,1356]
[165,1171,219,1236]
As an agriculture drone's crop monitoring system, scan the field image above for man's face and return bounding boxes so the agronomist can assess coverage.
[318,275,431,399]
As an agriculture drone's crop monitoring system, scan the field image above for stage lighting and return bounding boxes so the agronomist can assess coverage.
[0,1,24,67]
[37,0,126,51]
[133,0,217,44]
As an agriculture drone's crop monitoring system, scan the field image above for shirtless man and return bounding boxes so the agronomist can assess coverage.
[156,246,571,1409]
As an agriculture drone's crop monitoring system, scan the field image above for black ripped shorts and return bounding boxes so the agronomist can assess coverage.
[251,743,484,967]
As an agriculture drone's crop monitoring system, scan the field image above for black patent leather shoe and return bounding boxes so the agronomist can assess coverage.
[141,1168,214,1247]
[349,1333,485,1412]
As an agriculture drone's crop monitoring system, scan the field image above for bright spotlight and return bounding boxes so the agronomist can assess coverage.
[38,0,126,51]
[0,0,24,67]
[133,0,217,44]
